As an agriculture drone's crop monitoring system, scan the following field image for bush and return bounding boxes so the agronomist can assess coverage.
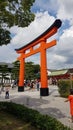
[58,80,73,98]
[0,102,72,130]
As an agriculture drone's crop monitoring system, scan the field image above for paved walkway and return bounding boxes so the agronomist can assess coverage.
[0,85,73,129]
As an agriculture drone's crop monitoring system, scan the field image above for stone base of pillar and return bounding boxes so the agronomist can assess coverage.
[40,88,49,96]
[18,86,24,92]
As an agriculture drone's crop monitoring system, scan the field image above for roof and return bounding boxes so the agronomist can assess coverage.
[15,19,62,52]
[49,69,69,76]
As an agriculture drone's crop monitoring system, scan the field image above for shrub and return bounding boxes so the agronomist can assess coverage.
[58,80,73,98]
[0,102,72,130]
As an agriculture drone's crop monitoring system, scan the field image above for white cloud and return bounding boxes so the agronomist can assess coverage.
[46,22,73,69]
[57,0,73,24]
[0,44,18,63]
[33,0,59,14]
[0,0,73,70]
[10,11,55,49]
[0,11,55,64]
[58,26,73,52]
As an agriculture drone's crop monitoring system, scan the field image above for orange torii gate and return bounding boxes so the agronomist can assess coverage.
[15,19,62,96]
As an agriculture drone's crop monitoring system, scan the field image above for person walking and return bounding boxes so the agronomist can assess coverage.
[5,85,10,99]
[36,81,40,91]
[65,89,73,123]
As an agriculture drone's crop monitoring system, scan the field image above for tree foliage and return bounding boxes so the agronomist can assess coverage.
[11,60,20,80]
[25,62,40,80]
[11,61,40,80]
[0,0,35,45]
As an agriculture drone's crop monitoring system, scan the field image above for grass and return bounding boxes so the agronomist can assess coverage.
[0,111,39,130]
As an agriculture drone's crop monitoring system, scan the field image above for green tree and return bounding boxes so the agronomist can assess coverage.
[11,61,40,81]
[11,60,20,80]
[0,0,35,45]
[25,62,40,80]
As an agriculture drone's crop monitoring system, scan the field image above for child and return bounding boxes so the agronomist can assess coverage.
[65,89,73,122]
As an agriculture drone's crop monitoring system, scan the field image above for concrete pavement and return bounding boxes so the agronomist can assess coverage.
[0,85,73,129]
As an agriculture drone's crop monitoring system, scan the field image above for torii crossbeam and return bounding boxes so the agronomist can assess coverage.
[15,19,62,96]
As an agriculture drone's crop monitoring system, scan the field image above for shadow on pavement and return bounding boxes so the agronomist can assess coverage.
[38,107,66,119]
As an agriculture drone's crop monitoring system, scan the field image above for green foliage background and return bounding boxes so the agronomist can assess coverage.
[0,0,35,45]
[58,80,73,98]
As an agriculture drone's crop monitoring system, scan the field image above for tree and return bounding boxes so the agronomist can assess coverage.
[11,60,20,80]
[0,0,35,45]
[25,62,40,80]
[11,61,40,81]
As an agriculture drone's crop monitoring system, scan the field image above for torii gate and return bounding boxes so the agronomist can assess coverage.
[15,19,62,96]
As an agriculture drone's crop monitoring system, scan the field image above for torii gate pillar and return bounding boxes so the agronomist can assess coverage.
[40,40,48,96]
[15,19,62,96]
[18,54,25,91]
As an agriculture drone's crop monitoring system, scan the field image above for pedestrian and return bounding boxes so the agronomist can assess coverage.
[36,81,40,91]
[0,87,2,94]
[0,89,1,94]
[65,89,73,123]
[30,81,35,89]
[5,85,10,99]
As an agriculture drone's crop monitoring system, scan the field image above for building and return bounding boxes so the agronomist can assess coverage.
[0,62,14,84]
[48,68,73,85]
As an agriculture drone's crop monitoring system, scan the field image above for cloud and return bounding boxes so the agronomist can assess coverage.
[57,0,73,24]
[32,0,59,15]
[46,24,73,69]
[0,0,73,70]
[10,11,55,49]
[0,44,18,63]
[0,11,55,63]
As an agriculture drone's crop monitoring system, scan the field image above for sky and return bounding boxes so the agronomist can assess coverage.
[0,0,73,70]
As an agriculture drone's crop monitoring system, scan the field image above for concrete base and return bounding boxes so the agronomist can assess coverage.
[40,88,49,96]
[18,86,24,92]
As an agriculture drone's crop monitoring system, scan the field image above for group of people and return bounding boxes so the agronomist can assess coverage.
[0,80,73,123]
[24,79,40,91]
[11,79,40,91]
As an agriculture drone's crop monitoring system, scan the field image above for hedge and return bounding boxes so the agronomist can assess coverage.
[58,80,73,98]
[0,102,72,130]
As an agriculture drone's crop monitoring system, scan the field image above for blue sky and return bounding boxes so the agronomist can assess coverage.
[0,0,73,70]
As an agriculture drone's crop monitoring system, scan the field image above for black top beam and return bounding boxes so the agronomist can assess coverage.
[15,19,62,51]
